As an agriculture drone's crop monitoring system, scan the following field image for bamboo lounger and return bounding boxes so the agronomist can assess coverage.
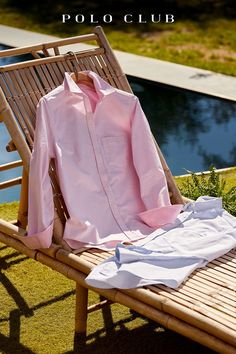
[0,26,236,353]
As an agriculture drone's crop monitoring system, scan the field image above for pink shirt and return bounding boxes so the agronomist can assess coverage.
[21,71,182,250]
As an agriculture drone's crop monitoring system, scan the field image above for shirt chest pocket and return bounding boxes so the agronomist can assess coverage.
[101,135,131,173]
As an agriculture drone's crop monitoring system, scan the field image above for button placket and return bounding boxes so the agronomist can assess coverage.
[83,97,134,241]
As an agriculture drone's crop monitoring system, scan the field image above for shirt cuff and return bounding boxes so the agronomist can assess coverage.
[17,222,54,249]
[138,204,183,228]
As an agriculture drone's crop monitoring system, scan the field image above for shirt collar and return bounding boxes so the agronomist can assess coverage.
[63,71,116,98]
[183,196,223,213]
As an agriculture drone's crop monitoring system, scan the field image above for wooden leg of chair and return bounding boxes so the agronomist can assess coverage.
[74,283,88,351]
[100,295,114,331]
[17,167,28,229]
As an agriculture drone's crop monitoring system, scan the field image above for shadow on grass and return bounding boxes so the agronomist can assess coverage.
[0,254,29,270]
[0,308,216,354]
[0,245,9,251]
[69,312,216,354]
[0,268,75,316]
[32,289,75,312]
[0,333,35,354]
[0,309,35,354]
[0,253,34,318]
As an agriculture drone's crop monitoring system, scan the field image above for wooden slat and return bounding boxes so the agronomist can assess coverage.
[90,56,105,79]
[186,279,236,310]
[40,63,55,88]
[211,258,236,272]
[21,68,41,107]
[42,46,50,57]
[0,83,32,165]
[87,299,112,313]
[191,267,236,290]
[196,267,236,286]
[28,66,47,98]
[34,65,55,94]
[1,72,34,146]
[207,261,236,279]
[81,56,93,72]
[152,288,235,332]
[0,177,22,189]
[0,160,22,171]
[44,63,60,86]
[50,62,64,84]
[172,286,236,324]
[96,54,117,87]
[53,47,60,56]
[6,139,16,152]
[79,254,98,266]
[13,69,37,117]
[86,250,112,261]
[189,272,236,303]
[31,51,41,59]
[186,275,236,304]
[92,55,107,80]
[0,48,104,72]
[218,254,236,266]
[23,67,42,102]
[60,59,73,75]
[74,57,86,71]
[82,252,104,262]
[189,265,236,290]
[101,53,121,85]
[7,70,35,125]
[155,285,236,330]
[0,34,99,58]
[86,56,99,74]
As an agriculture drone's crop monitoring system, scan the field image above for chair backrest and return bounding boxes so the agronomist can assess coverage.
[0,26,183,237]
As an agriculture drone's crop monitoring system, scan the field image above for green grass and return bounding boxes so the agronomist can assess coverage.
[0,0,236,76]
[175,167,236,192]
[106,20,236,76]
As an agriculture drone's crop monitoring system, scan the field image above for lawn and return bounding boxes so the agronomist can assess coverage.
[176,166,236,193]
[0,0,236,76]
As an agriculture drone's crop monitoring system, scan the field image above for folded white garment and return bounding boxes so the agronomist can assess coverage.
[85,196,236,289]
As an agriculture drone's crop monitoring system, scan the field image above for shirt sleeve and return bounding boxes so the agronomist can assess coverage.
[131,97,182,228]
[19,98,55,249]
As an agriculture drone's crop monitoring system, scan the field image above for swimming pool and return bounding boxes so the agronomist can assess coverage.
[0,44,236,202]
[130,77,236,176]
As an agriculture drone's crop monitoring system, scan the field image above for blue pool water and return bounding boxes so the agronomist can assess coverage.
[0,45,236,203]
[130,78,236,176]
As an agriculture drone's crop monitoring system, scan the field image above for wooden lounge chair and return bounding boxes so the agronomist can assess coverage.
[0,26,235,353]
